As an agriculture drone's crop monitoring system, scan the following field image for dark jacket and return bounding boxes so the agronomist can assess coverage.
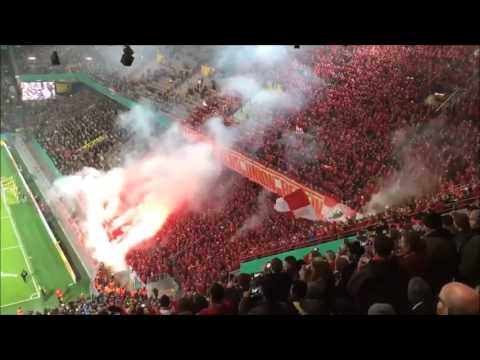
[334,262,356,297]
[286,268,299,282]
[410,301,436,315]
[248,301,294,315]
[289,299,329,315]
[398,251,428,279]
[267,272,292,302]
[423,228,458,294]
[458,234,480,288]
[224,287,242,314]
[453,230,473,253]
[346,256,409,314]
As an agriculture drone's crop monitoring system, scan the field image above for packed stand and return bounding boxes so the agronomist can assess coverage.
[24,207,480,315]
[0,49,23,132]
[125,170,319,293]
[13,45,480,211]
[12,45,212,116]
[20,86,132,174]
[8,45,480,315]
[124,171,479,298]
[182,46,480,210]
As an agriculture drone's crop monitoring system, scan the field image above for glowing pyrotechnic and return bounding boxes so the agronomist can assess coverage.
[51,123,222,272]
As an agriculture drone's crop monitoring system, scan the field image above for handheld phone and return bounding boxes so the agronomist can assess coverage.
[251,287,261,295]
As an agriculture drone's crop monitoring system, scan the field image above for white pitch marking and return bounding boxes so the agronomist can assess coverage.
[1,187,40,298]
[0,245,20,251]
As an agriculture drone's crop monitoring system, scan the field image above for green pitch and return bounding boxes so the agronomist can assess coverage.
[1,191,40,307]
[0,142,83,314]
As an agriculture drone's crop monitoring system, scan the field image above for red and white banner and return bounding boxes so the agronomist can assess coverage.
[182,126,358,222]
[274,189,319,221]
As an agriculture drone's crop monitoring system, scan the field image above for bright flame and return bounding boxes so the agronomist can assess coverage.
[66,167,172,272]
[51,124,221,273]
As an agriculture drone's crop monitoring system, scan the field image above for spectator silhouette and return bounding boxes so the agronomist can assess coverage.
[347,234,409,314]
[407,277,435,315]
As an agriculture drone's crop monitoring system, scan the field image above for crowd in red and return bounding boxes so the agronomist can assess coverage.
[125,171,318,292]
[12,46,480,211]
[181,46,480,210]
[27,202,480,315]
[125,169,480,295]
[5,46,480,314]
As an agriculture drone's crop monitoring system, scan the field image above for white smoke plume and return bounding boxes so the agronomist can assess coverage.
[204,116,237,148]
[221,75,303,133]
[364,117,448,214]
[117,99,160,140]
[50,103,223,272]
[213,46,290,71]
[365,160,436,215]
[280,130,321,165]
[229,189,271,242]
[198,46,323,154]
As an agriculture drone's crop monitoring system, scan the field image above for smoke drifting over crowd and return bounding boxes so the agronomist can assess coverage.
[46,46,321,272]
[213,45,290,71]
[203,46,312,151]
[51,103,222,272]
[364,117,451,214]
[229,190,271,243]
[46,46,359,271]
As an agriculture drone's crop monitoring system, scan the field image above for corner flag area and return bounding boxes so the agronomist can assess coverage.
[0,141,78,314]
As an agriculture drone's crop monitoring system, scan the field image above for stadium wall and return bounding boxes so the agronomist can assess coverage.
[239,237,353,274]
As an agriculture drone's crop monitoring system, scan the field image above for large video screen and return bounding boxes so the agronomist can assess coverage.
[21,81,56,101]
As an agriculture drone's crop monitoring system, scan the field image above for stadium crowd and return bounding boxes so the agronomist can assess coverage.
[4,45,480,315]
[12,45,214,116]
[10,46,480,210]
[0,49,22,132]
[20,87,132,173]
[11,46,480,210]
[22,206,480,315]
[182,46,480,210]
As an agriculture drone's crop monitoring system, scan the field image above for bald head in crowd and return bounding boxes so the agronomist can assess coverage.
[437,282,479,315]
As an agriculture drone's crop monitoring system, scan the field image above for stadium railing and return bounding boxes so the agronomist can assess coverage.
[239,193,480,263]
